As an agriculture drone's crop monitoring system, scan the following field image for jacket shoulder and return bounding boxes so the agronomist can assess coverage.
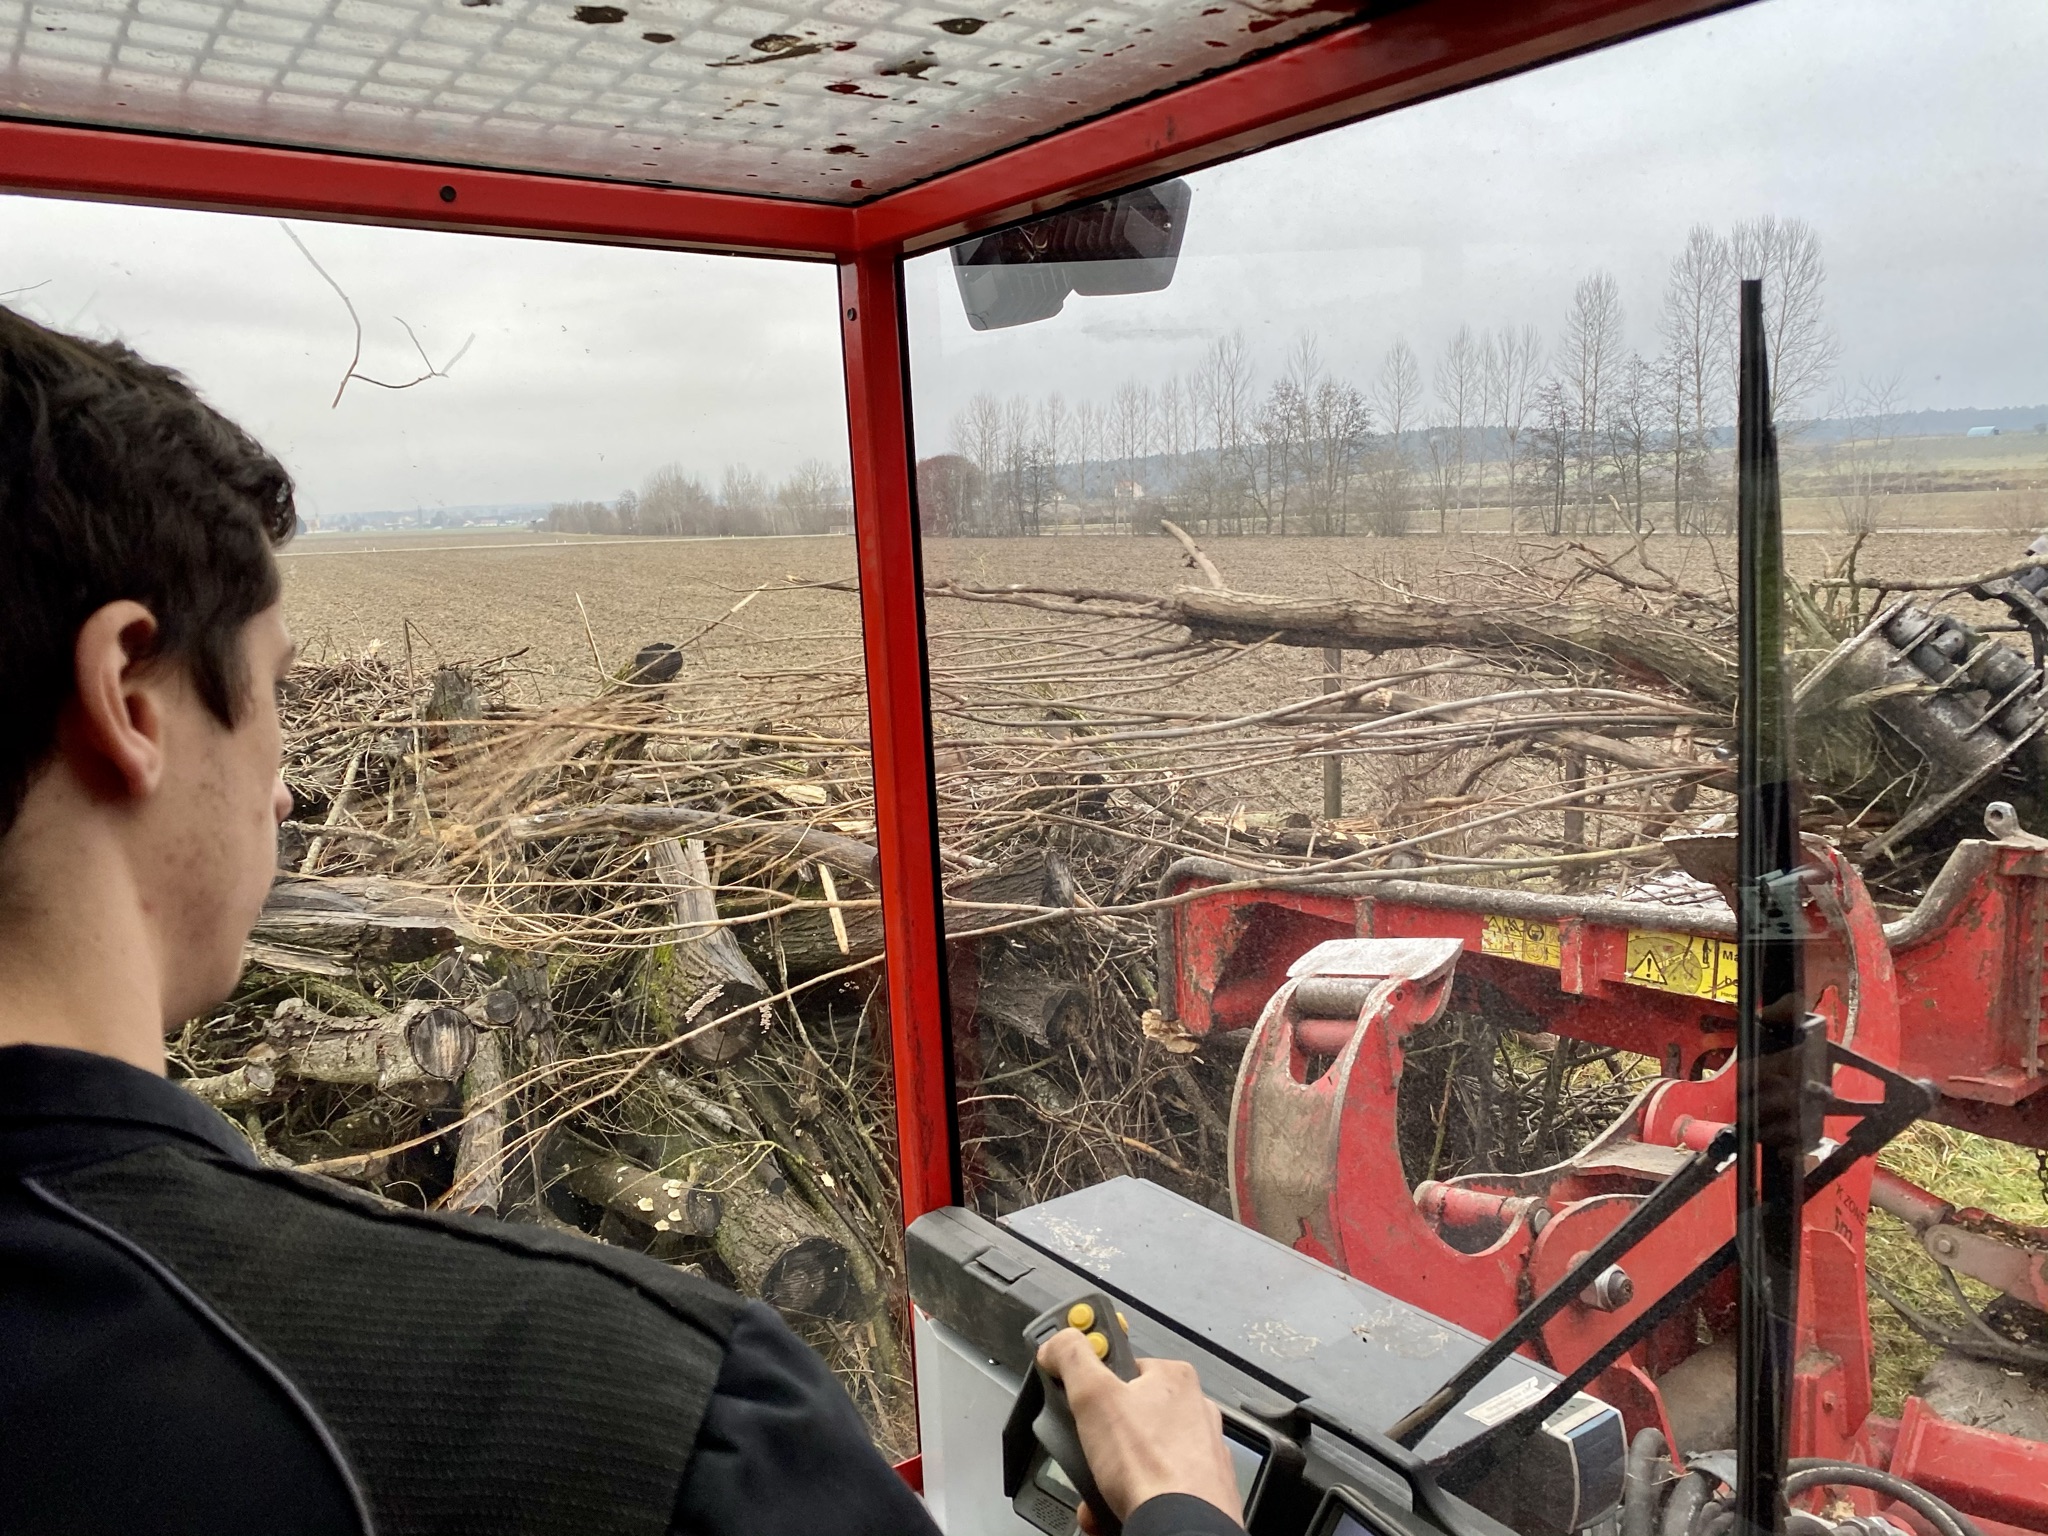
[36,1140,745,1536]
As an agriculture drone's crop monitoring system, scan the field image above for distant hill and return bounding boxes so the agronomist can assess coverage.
[1803,404,2048,442]
[305,503,552,532]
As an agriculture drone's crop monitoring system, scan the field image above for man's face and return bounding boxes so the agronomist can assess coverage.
[147,604,294,1027]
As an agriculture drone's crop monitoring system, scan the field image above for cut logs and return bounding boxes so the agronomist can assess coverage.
[251,875,466,972]
[766,853,1070,980]
[921,577,1739,706]
[639,837,775,1066]
[551,1141,724,1238]
[974,956,1089,1051]
[277,998,475,1101]
[687,1143,857,1319]
[424,665,487,749]
[184,999,477,1109]
[184,1061,282,1108]
[447,1033,507,1215]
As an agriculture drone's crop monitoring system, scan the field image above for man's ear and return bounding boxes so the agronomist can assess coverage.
[68,601,170,803]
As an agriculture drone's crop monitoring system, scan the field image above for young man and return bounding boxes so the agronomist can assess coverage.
[0,303,1247,1536]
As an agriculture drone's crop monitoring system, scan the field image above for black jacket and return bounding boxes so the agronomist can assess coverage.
[0,1045,1242,1536]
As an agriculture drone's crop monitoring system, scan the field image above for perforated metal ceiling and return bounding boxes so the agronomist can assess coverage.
[0,0,1360,199]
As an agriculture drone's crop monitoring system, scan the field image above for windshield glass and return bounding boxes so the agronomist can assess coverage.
[3,202,914,1454]
[903,0,2048,1525]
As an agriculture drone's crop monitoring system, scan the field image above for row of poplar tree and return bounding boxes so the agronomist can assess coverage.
[928,217,1842,539]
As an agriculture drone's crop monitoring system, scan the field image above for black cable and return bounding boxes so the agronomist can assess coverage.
[1622,1428,1669,1536]
[1869,1270,2048,1370]
[1674,1456,1985,1536]
[1784,1461,1984,1536]
[1660,1472,1711,1536]
[1934,1263,2040,1353]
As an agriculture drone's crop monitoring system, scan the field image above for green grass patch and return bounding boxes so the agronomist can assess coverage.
[1865,1123,2048,1414]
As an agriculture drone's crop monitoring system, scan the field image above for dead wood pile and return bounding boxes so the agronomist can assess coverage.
[174,533,2034,1450]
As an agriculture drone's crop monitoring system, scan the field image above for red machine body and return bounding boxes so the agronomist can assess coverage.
[1164,829,2048,1534]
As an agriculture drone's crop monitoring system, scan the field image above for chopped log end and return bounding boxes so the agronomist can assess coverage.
[681,1187,724,1234]
[760,1235,855,1319]
[679,1007,766,1066]
[481,988,521,1026]
[407,1005,478,1081]
[978,966,1089,1050]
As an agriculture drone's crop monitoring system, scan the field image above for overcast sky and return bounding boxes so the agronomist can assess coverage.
[4,0,2044,519]
[908,0,2048,447]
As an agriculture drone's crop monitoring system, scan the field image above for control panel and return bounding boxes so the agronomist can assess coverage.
[908,1177,1625,1536]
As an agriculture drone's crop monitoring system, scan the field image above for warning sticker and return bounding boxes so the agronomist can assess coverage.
[1466,1375,1551,1427]
[1479,914,1561,968]
[1625,931,1738,1003]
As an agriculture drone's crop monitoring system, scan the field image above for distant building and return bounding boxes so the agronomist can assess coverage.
[1113,478,1147,500]
[1967,425,2003,437]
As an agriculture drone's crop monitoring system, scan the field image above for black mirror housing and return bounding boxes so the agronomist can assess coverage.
[951,179,1192,331]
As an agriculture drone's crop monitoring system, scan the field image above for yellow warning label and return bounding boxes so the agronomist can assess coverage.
[1625,931,1738,1003]
[1480,914,1562,968]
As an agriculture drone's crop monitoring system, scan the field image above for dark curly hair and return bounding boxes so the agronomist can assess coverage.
[0,303,296,840]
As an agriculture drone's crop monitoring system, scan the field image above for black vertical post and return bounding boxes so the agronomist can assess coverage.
[1735,278,1802,1536]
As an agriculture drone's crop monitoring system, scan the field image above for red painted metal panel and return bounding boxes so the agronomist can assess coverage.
[0,0,1747,263]
[853,0,1750,255]
[0,120,855,258]
[839,250,960,1223]
[1891,1395,2048,1533]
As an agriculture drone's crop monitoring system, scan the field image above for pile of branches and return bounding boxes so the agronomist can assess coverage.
[176,531,2044,1448]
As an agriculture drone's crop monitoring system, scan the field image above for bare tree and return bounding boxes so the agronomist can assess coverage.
[1189,332,1254,533]
[1484,325,1543,531]
[1363,339,1422,536]
[1657,229,1730,533]
[1434,325,1480,533]
[1531,376,1575,537]
[1308,374,1370,535]
[1658,223,1732,531]
[639,463,715,536]
[717,465,771,536]
[1002,395,1035,534]
[1110,380,1155,531]
[1729,215,1838,426]
[952,393,1006,535]
[1248,337,1328,534]
[1073,398,1103,519]
[1375,338,1422,439]
[1561,271,1625,532]
[774,458,846,535]
[1155,375,1191,502]
[1603,354,1657,532]
[915,454,982,537]
[1036,393,1068,516]
[1824,372,1905,534]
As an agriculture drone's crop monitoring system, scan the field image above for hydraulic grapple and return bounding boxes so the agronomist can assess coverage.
[1160,815,2048,1536]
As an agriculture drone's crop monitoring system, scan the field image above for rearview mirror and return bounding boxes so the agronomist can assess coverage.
[951,179,1192,331]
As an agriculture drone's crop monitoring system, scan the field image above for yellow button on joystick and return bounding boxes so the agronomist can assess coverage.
[1066,1302,1095,1332]
[1086,1330,1111,1359]
[1117,1312,1129,1332]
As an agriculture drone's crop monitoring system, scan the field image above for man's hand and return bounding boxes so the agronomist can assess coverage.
[1036,1328,1244,1532]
